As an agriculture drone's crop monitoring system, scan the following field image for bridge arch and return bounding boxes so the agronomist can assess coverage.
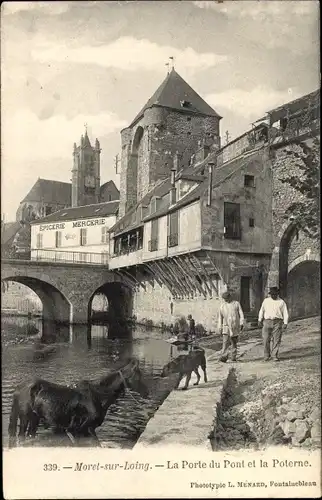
[2,276,71,341]
[88,281,133,339]
[2,260,135,340]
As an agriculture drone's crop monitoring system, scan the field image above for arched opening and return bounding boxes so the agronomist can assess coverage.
[127,126,143,211]
[278,222,298,298]
[2,277,71,342]
[287,260,320,319]
[88,282,133,340]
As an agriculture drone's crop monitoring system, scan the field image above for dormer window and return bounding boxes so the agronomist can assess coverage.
[180,100,191,108]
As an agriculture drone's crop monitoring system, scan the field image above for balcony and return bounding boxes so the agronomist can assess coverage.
[269,103,320,148]
[167,233,178,247]
[30,249,109,265]
[109,249,143,269]
[148,239,158,252]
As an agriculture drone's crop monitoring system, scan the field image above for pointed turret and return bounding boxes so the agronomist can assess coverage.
[119,68,221,218]
[130,68,221,127]
[83,129,92,148]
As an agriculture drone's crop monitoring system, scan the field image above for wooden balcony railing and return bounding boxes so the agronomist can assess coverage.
[148,239,158,252]
[167,233,178,247]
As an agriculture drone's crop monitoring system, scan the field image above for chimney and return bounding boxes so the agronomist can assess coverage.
[173,151,180,171]
[207,161,215,206]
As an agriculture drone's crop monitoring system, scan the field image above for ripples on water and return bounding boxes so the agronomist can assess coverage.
[2,316,182,449]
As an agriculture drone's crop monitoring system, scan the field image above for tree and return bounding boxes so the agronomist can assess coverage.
[277,137,320,240]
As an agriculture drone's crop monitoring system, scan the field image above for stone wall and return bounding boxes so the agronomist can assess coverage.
[133,250,271,331]
[288,229,319,266]
[1,260,132,325]
[133,280,222,332]
[201,147,273,255]
[268,141,320,291]
[119,106,220,218]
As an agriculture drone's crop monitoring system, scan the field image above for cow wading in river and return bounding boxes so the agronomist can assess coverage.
[8,359,149,447]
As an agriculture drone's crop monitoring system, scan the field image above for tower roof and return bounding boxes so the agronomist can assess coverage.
[83,130,92,148]
[130,68,222,126]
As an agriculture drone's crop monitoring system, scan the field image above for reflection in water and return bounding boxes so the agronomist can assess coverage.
[2,316,180,448]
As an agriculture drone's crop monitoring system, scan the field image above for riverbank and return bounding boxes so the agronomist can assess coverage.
[135,317,320,451]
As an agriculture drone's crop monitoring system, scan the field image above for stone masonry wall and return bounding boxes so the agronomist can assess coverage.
[133,251,271,332]
[119,107,220,217]
[288,229,319,267]
[201,147,273,255]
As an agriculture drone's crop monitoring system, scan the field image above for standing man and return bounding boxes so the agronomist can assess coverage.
[218,291,244,363]
[187,314,196,342]
[258,286,289,362]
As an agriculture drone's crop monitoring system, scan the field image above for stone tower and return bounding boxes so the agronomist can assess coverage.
[72,129,101,207]
[119,68,222,217]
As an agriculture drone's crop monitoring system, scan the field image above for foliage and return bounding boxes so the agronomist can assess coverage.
[277,137,320,239]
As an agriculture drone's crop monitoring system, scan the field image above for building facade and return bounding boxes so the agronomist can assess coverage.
[30,201,119,265]
[107,74,320,329]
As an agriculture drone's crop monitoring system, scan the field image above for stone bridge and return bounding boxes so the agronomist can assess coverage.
[1,259,134,339]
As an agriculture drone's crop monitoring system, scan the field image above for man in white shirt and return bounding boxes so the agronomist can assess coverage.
[258,286,289,361]
[218,291,244,362]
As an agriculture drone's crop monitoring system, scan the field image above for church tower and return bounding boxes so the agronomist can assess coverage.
[72,129,101,207]
[119,68,222,217]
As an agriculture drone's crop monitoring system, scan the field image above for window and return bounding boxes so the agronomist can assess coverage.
[244,175,255,187]
[36,233,43,249]
[55,231,62,248]
[80,228,87,246]
[101,226,109,244]
[249,218,255,228]
[224,202,241,239]
[149,218,159,251]
[108,194,112,201]
[45,206,53,216]
[168,211,179,247]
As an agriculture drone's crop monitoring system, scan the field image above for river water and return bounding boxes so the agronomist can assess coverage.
[2,316,184,449]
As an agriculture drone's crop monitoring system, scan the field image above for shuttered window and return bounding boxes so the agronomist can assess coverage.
[36,233,43,249]
[55,231,62,248]
[101,226,109,244]
[149,218,159,251]
[168,211,179,247]
[80,228,87,246]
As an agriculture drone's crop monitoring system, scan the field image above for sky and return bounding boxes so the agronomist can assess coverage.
[1,0,319,221]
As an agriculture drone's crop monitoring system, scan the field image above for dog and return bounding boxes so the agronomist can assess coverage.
[161,347,208,390]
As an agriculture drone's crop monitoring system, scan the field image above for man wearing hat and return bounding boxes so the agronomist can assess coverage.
[258,286,289,361]
[218,291,244,362]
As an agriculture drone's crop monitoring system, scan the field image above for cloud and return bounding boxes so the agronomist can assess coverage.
[193,1,317,18]
[31,36,228,72]
[207,86,301,119]
[2,1,71,16]
[2,109,127,163]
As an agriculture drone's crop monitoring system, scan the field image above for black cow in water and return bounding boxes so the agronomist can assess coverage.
[8,359,149,447]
